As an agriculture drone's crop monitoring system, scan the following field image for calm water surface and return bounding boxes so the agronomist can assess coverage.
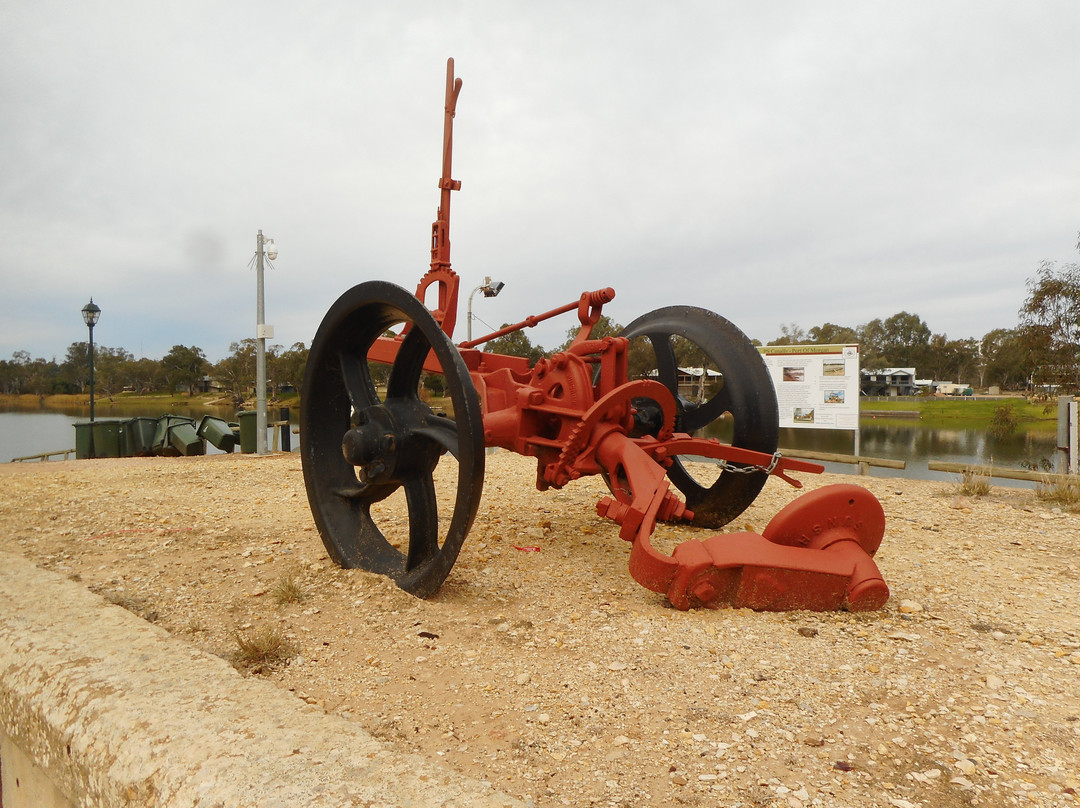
[777,424,1058,487]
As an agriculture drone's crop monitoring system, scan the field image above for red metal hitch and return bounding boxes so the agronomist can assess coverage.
[625,481,889,612]
[300,58,891,611]
[580,421,888,611]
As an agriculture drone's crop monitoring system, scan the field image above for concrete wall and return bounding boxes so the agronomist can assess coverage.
[0,551,522,808]
[2,732,76,808]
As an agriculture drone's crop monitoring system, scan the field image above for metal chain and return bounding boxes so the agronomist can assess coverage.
[716,451,783,476]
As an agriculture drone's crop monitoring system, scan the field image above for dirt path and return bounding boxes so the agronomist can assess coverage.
[1,452,1077,807]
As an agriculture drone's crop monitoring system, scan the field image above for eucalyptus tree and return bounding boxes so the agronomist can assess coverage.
[213,339,257,405]
[1019,239,1080,390]
[274,342,309,392]
[483,328,546,364]
[161,345,208,396]
[980,328,1030,390]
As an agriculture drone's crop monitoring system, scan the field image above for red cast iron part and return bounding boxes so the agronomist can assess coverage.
[300,58,890,611]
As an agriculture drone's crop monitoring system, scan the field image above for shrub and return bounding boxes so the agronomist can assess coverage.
[989,403,1019,440]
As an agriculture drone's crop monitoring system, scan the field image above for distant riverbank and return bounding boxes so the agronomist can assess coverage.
[861,395,1056,431]
[3,391,1054,431]
[0,392,297,416]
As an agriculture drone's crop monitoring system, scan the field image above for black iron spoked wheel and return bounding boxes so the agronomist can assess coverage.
[300,280,485,598]
[618,306,778,528]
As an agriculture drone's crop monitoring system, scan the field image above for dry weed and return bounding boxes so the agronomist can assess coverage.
[233,625,296,670]
[954,467,991,497]
[271,572,309,605]
[1035,475,1080,511]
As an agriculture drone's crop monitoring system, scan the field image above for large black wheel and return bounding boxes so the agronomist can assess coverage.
[300,280,485,597]
[619,306,778,528]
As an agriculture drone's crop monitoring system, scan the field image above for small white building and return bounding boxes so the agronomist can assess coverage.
[648,367,722,402]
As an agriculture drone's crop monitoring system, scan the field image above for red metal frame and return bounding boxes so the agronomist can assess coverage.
[371,59,888,611]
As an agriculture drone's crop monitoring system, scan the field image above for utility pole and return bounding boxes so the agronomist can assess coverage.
[255,230,276,455]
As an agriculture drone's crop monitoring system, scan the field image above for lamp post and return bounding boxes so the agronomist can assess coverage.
[255,231,277,455]
[81,299,101,422]
[466,276,505,341]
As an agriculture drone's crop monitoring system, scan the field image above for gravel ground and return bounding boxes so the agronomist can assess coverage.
[1,451,1078,807]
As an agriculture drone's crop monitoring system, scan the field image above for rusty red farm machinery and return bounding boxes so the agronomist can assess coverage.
[300,59,889,612]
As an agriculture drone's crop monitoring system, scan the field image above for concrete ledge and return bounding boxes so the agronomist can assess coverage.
[0,551,522,807]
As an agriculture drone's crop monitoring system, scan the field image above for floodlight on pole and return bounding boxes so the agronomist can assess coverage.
[81,299,101,423]
[466,276,505,341]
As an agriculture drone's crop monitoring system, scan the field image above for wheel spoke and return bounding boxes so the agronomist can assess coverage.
[403,473,440,569]
[410,412,461,459]
[334,480,399,505]
[680,383,733,433]
[649,334,679,389]
[387,326,430,399]
[339,349,380,410]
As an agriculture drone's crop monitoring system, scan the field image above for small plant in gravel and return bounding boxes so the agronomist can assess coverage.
[1035,475,1080,511]
[954,467,991,497]
[233,626,296,671]
[271,572,309,605]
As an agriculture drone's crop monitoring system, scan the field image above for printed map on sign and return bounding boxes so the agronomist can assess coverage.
[758,344,860,430]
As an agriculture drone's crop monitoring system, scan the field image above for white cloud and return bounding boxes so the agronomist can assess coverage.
[2,1,1078,364]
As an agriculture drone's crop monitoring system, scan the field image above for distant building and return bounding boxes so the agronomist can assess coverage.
[186,376,226,394]
[647,367,722,402]
[861,368,918,397]
[676,367,722,401]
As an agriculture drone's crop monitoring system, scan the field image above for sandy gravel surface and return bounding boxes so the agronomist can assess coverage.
[1,451,1078,807]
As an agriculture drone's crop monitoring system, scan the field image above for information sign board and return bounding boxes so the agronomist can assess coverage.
[758,344,860,431]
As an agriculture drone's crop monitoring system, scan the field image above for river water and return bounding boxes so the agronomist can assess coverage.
[775,423,1058,486]
[0,408,1060,487]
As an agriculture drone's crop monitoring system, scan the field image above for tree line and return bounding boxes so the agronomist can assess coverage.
[4,235,1078,397]
[0,339,309,405]
[487,238,1080,392]
[764,314,1025,389]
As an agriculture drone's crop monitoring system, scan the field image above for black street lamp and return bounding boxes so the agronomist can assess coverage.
[81,299,101,422]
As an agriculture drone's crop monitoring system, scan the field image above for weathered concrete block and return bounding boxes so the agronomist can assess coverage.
[0,551,522,807]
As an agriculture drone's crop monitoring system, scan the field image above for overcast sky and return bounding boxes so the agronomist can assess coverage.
[2,1,1079,364]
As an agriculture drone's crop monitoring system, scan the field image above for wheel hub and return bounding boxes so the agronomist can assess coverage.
[342,407,399,483]
[342,401,444,485]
